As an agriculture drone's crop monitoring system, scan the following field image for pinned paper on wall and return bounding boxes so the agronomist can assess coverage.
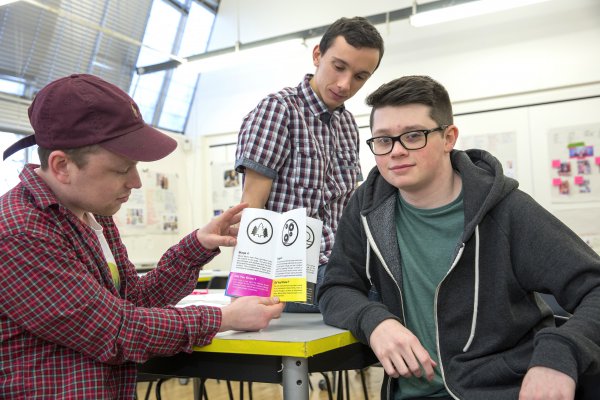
[113,169,180,235]
[211,160,243,216]
[458,131,518,179]
[548,123,600,203]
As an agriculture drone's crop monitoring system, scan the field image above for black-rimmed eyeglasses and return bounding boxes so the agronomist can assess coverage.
[366,125,448,155]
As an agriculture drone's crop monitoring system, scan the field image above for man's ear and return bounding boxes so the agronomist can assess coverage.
[444,125,459,153]
[47,151,73,184]
[312,44,321,67]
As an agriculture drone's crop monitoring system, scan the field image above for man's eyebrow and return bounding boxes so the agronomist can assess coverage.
[372,128,393,136]
[372,125,427,135]
[402,125,428,131]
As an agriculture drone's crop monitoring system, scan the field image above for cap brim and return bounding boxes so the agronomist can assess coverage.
[3,134,37,161]
[99,125,178,162]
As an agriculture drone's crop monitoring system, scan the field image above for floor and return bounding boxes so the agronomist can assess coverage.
[136,367,384,400]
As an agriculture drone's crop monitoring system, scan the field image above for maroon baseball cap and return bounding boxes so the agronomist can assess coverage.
[2,74,177,161]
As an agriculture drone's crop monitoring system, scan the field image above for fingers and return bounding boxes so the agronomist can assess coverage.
[220,296,285,332]
[225,237,237,247]
[204,234,236,248]
[250,296,285,318]
[258,296,281,305]
[369,319,437,381]
[388,348,422,379]
[381,351,435,381]
[221,203,248,223]
[380,358,400,378]
[412,347,436,381]
[225,202,249,215]
[267,302,285,319]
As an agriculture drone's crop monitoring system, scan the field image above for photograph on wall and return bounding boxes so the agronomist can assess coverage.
[211,161,243,216]
[548,124,600,203]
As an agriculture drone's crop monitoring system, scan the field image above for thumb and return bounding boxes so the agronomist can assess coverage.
[260,296,281,305]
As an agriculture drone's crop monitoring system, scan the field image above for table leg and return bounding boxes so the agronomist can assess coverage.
[282,356,309,400]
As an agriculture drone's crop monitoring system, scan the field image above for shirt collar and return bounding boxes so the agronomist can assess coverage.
[298,73,345,121]
[20,163,60,210]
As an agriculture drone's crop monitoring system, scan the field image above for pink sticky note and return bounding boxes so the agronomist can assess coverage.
[574,176,584,185]
[552,178,562,186]
[551,159,561,168]
[595,157,600,165]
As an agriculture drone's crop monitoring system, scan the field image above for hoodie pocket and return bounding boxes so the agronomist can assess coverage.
[466,356,525,388]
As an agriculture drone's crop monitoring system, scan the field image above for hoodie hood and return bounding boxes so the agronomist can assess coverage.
[454,149,518,241]
[361,149,519,242]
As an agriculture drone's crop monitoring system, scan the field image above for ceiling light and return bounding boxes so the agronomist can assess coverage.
[0,0,21,6]
[178,38,308,74]
[410,0,551,27]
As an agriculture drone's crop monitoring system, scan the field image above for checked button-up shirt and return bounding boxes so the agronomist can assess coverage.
[235,74,362,265]
[0,164,222,399]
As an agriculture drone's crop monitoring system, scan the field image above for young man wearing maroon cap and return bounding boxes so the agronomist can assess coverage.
[0,74,284,399]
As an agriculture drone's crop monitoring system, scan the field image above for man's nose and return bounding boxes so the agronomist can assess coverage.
[337,72,352,92]
[127,167,142,189]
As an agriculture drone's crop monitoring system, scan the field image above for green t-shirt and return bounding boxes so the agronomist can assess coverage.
[394,191,463,399]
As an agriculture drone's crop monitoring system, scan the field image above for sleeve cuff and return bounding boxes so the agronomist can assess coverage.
[530,334,579,381]
[176,305,223,349]
[234,157,278,180]
[180,231,220,267]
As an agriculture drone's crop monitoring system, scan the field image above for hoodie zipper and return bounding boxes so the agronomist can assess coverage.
[434,225,480,399]
[434,243,465,400]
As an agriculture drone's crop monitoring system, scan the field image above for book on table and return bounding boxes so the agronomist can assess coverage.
[225,207,322,303]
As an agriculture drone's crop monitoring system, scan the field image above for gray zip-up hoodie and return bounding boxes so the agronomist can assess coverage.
[319,149,600,399]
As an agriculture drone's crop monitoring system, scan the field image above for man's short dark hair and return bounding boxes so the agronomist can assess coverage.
[319,17,385,70]
[366,75,454,129]
[38,145,101,170]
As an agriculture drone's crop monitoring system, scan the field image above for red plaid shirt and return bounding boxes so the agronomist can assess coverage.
[0,164,222,399]
[235,74,362,265]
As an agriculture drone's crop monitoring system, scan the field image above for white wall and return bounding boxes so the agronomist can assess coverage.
[182,0,600,266]
[187,0,600,138]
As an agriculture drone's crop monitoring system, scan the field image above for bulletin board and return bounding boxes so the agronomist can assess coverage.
[209,142,242,216]
[199,135,242,270]
[454,107,533,195]
[547,123,600,203]
[453,96,600,255]
[458,131,519,179]
[113,168,180,236]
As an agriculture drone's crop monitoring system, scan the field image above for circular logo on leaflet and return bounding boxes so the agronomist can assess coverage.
[306,226,315,249]
[247,218,273,244]
[281,219,298,246]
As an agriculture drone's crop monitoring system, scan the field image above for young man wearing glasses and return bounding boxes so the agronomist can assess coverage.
[235,17,384,312]
[318,75,600,399]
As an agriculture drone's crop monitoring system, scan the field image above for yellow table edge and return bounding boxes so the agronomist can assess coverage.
[192,330,358,358]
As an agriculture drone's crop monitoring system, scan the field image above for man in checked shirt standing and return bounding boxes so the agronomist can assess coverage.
[0,74,284,399]
[235,17,384,312]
